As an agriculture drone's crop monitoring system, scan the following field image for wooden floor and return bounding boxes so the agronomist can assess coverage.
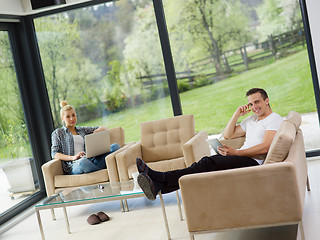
[1,157,320,240]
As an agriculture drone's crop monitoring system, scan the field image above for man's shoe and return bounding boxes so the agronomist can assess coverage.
[136,158,149,174]
[137,173,163,201]
[136,158,165,182]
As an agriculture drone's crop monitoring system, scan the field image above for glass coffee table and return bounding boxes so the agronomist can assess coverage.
[35,181,178,240]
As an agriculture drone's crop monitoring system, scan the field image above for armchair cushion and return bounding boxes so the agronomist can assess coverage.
[183,131,210,166]
[55,169,109,188]
[116,141,142,181]
[109,127,125,146]
[107,142,135,182]
[141,115,195,162]
[116,115,209,182]
[42,159,64,196]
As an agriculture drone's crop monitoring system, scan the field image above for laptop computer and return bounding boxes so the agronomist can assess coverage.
[84,130,110,158]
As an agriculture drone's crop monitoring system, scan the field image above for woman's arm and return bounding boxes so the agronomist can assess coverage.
[54,151,85,161]
[51,128,85,160]
[93,126,108,132]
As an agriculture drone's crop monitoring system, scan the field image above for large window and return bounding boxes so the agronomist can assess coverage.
[0,30,40,215]
[163,0,319,151]
[34,0,173,143]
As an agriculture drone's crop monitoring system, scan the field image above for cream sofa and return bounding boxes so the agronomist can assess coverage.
[116,115,210,181]
[42,127,132,197]
[179,111,308,240]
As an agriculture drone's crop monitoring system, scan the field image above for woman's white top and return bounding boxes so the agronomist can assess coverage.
[73,135,85,155]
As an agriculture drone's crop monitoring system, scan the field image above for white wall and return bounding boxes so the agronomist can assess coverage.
[0,0,91,16]
[0,0,24,15]
[20,0,92,14]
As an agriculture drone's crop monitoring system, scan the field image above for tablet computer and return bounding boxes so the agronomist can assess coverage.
[206,138,223,154]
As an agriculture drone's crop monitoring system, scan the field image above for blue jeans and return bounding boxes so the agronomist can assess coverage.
[70,143,120,175]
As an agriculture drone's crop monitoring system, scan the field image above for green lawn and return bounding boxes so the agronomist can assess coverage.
[84,49,315,142]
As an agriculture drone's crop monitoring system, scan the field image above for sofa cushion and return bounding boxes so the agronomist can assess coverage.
[264,120,297,164]
[285,111,301,130]
[55,169,109,188]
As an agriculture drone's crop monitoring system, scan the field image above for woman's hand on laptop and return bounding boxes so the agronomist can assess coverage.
[94,126,107,132]
[73,151,86,160]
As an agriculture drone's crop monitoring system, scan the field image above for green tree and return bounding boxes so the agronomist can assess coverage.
[122,4,165,97]
[165,0,251,75]
[0,32,30,158]
[104,60,127,111]
[256,0,301,40]
[280,0,302,30]
[68,5,120,75]
[35,15,101,127]
[0,32,24,134]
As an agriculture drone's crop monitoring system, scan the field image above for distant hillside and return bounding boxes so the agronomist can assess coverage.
[240,0,263,22]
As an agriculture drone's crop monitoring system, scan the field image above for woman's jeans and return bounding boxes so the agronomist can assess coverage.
[70,143,120,175]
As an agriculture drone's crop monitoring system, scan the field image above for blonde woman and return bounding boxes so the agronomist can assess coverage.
[51,101,120,175]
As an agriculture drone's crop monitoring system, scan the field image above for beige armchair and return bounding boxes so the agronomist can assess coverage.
[116,114,210,182]
[179,111,308,240]
[42,127,132,198]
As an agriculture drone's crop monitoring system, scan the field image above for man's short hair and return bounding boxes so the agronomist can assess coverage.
[246,88,269,100]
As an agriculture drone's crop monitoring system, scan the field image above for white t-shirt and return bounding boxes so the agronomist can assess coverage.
[73,135,85,155]
[239,112,283,164]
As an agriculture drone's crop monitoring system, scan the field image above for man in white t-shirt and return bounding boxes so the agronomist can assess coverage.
[136,88,284,200]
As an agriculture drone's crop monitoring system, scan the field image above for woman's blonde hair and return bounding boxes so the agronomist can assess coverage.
[60,100,75,117]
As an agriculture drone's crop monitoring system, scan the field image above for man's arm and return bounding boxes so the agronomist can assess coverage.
[218,130,277,157]
[223,104,250,139]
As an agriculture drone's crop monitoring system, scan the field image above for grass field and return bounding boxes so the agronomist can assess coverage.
[82,49,315,143]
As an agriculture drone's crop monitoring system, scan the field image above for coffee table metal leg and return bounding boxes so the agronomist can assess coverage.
[51,208,56,221]
[120,200,125,212]
[63,207,71,234]
[36,209,45,240]
[124,199,129,212]
[159,192,171,240]
[175,191,183,221]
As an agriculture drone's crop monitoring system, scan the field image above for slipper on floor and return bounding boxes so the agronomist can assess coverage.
[87,214,101,225]
[96,211,110,222]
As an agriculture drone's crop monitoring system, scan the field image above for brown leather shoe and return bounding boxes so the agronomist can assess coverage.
[96,211,110,222]
[87,214,101,225]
